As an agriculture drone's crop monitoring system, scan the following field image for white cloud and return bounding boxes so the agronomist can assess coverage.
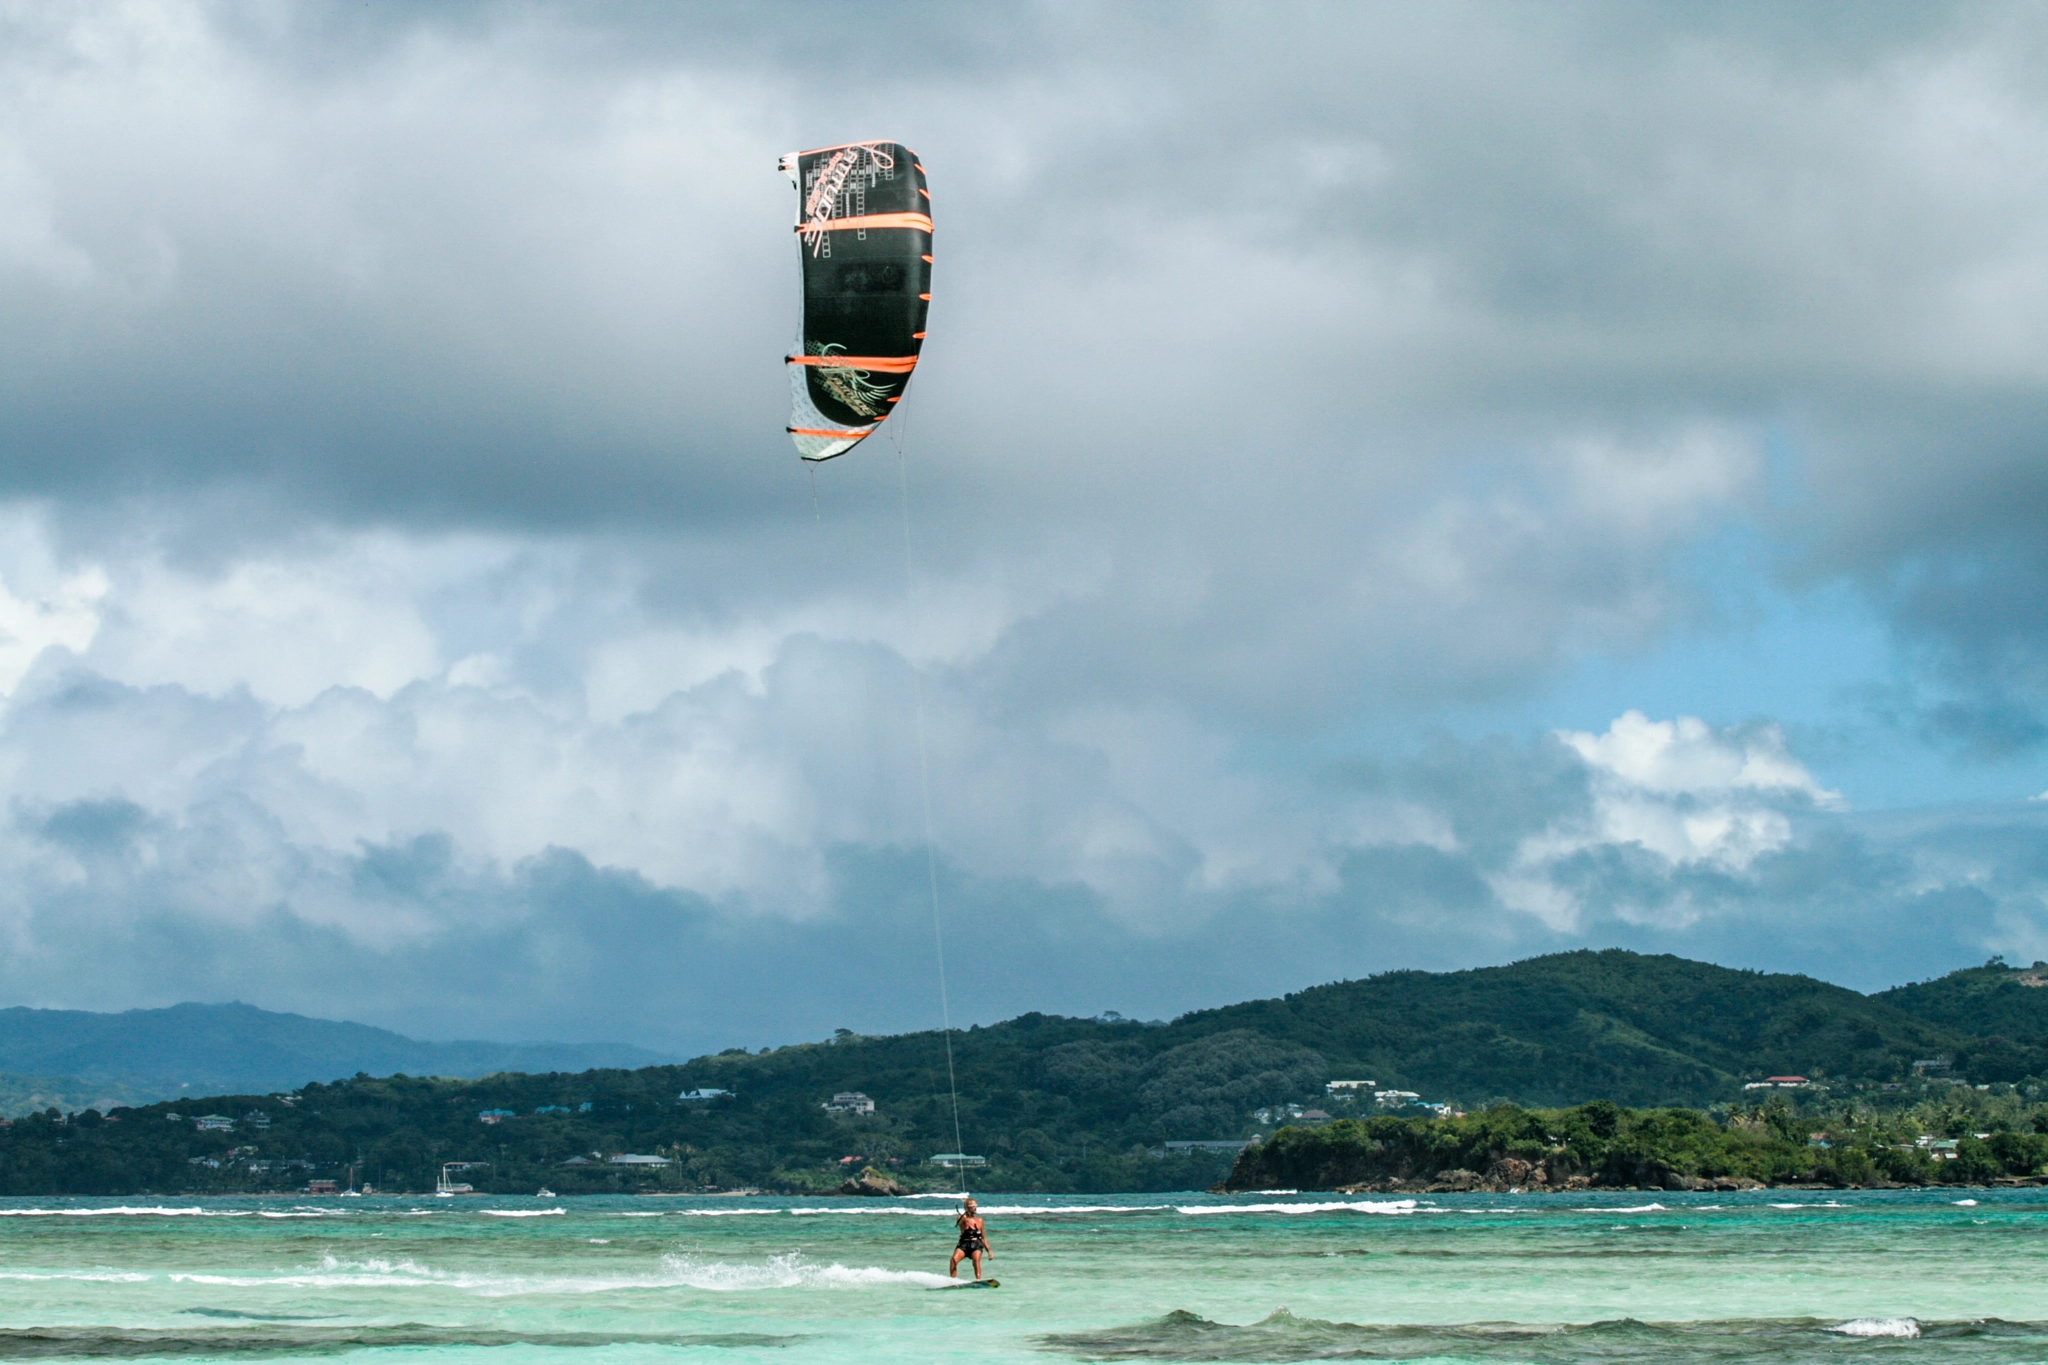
[1490,711,1843,931]
[0,572,103,697]
[1560,710,1840,804]
[95,543,443,706]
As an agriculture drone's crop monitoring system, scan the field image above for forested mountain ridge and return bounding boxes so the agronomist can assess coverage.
[4,952,2032,1117]
[7,950,2048,1196]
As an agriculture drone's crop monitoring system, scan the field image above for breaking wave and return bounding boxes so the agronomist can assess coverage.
[168,1251,951,1296]
[789,1203,1169,1218]
[655,1202,1172,1219]
[1039,1309,2048,1362]
[0,1326,800,1356]
[0,1207,237,1218]
[1176,1200,1417,1216]
[657,1252,953,1291]
[1831,1318,1923,1338]
[0,1272,152,1284]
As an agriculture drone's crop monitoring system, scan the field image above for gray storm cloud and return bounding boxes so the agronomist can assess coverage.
[0,2,2043,1043]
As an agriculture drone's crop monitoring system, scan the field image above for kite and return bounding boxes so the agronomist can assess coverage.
[779,141,932,461]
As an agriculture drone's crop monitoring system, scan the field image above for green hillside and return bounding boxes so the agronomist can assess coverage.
[1878,960,2048,1081]
[2,950,2044,1196]
[1179,949,1963,1105]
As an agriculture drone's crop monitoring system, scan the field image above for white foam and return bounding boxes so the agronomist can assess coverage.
[1952,1199,1979,1207]
[984,1203,1170,1216]
[1177,1200,1418,1216]
[1587,1203,1668,1213]
[791,1206,954,1218]
[659,1253,953,1291]
[0,1271,153,1282]
[169,1259,622,1296]
[170,1250,953,1297]
[0,1206,241,1217]
[171,1254,445,1288]
[481,1208,565,1217]
[784,1203,1170,1218]
[1830,1318,1921,1338]
[661,1197,1186,1219]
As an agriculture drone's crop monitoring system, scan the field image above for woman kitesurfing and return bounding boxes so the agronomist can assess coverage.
[778,142,996,1287]
[949,1198,993,1282]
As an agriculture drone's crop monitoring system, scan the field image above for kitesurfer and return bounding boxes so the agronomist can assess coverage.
[948,1198,992,1280]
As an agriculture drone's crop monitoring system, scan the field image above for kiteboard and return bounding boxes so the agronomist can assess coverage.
[930,1278,1000,1290]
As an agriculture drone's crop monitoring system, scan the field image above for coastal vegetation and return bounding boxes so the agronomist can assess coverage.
[7,951,2048,1195]
[1221,1095,2048,1192]
[2,1080,2044,1197]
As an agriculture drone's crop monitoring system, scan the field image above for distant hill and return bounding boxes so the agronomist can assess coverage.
[0,1073,166,1118]
[1876,959,2048,1083]
[0,1002,674,1114]
[1879,960,2048,1037]
[1171,949,1968,1106]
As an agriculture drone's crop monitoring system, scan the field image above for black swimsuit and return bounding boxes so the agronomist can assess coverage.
[956,1223,986,1252]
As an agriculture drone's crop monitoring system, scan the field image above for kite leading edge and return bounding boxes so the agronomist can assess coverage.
[780,141,932,461]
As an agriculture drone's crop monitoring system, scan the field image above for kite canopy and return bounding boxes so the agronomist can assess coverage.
[780,141,932,461]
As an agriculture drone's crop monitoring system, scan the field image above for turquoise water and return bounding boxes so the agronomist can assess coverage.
[2,1189,2044,1361]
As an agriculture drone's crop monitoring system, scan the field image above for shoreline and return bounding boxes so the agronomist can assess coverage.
[1,1179,2043,1200]
[1219,1175,2048,1195]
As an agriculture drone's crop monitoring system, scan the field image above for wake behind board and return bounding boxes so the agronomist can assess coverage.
[930,1278,999,1290]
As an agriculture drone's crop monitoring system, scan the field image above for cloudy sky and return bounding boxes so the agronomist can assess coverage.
[2,1,2046,1053]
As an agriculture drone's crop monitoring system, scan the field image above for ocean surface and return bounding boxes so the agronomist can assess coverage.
[1,1188,2043,1363]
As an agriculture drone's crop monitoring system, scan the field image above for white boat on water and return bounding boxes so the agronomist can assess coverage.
[536,1187,555,1198]
[436,1162,477,1196]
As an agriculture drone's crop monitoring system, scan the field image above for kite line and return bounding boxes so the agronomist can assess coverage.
[779,140,964,1195]
[895,419,968,1195]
